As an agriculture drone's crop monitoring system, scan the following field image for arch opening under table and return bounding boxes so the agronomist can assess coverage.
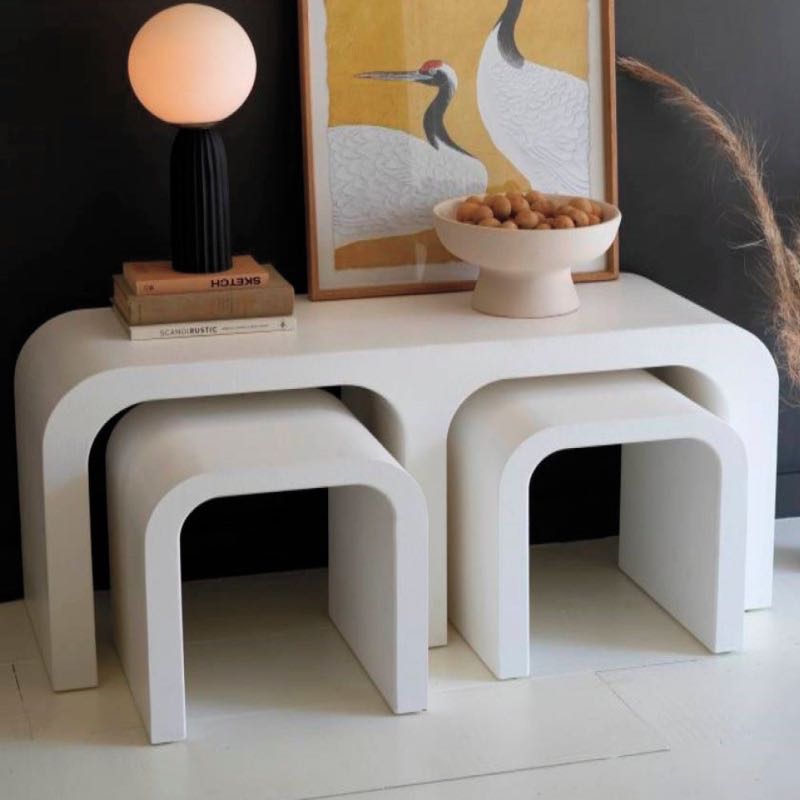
[508,437,729,678]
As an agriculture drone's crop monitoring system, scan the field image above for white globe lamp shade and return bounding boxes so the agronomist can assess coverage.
[128,3,257,126]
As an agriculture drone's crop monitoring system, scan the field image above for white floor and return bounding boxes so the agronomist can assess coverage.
[1,523,798,799]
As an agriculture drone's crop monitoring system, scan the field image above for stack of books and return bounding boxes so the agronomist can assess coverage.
[112,255,296,340]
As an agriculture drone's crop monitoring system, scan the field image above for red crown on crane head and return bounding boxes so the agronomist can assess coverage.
[420,60,444,74]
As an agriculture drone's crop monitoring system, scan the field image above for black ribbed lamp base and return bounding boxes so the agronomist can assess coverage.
[170,128,232,274]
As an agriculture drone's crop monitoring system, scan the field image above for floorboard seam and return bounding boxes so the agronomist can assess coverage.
[594,668,672,753]
[595,658,701,679]
[9,662,34,740]
[294,748,671,800]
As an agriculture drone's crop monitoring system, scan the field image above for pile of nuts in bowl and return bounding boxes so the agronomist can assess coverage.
[455,191,607,230]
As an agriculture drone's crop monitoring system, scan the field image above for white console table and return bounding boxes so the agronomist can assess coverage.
[15,274,779,691]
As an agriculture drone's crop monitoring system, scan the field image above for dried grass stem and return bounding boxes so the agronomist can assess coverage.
[617,55,800,386]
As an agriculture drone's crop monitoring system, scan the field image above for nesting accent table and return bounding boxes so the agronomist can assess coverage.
[15,275,779,691]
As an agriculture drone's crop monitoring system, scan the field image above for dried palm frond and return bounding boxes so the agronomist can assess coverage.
[617,55,800,386]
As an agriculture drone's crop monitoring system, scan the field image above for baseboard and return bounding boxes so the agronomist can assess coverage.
[776,517,800,536]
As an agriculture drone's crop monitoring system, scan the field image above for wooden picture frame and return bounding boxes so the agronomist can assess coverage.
[299,0,618,300]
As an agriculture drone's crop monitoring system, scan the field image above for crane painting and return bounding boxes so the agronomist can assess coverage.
[328,62,488,249]
[478,0,591,196]
[301,0,615,298]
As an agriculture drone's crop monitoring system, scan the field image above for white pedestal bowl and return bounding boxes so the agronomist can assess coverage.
[433,196,622,318]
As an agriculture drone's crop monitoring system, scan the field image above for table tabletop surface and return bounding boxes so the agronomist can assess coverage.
[21,275,726,375]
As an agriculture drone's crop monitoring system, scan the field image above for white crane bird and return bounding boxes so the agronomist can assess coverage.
[328,61,488,249]
[478,0,590,195]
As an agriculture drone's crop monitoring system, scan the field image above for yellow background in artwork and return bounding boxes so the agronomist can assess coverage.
[325,0,589,269]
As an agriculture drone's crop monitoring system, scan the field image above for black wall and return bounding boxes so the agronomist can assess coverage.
[1,1,796,602]
[616,0,800,515]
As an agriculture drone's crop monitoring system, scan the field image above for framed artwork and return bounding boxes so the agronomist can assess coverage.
[299,0,618,300]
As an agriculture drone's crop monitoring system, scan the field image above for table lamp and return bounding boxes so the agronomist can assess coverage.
[128,3,257,274]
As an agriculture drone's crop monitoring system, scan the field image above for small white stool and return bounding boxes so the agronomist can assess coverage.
[448,370,748,680]
[107,390,428,744]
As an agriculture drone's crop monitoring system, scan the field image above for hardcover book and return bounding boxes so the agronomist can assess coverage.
[113,266,294,325]
[123,254,271,295]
